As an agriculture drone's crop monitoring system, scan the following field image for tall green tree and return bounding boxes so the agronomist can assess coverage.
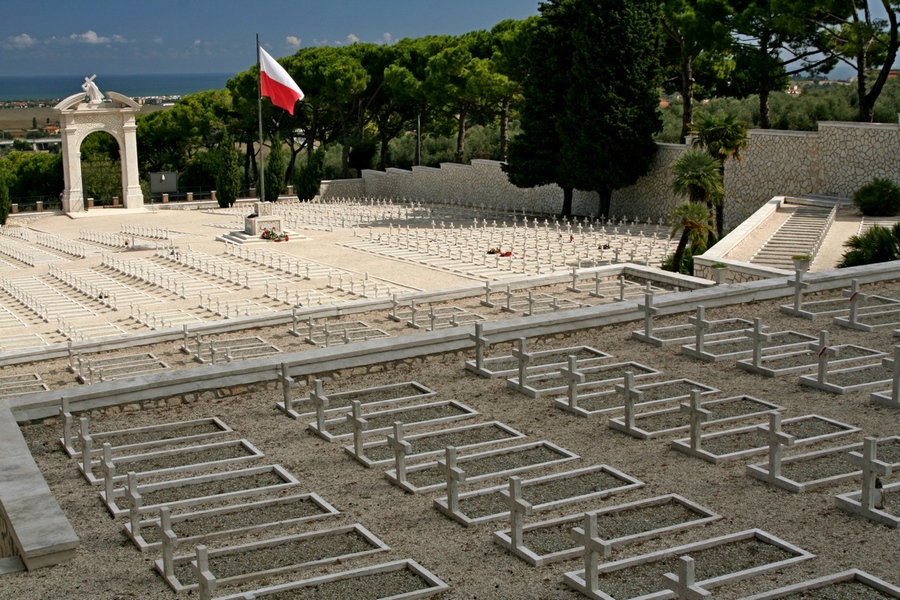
[690,112,748,236]
[667,200,713,273]
[216,130,241,208]
[556,0,664,219]
[490,17,537,160]
[671,148,723,245]
[0,168,10,225]
[263,137,286,202]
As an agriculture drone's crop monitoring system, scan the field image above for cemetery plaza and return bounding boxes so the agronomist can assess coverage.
[0,198,899,599]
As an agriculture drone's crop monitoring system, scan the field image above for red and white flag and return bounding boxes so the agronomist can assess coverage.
[259,46,304,114]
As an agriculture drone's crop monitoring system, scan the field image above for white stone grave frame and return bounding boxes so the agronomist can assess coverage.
[740,569,900,599]
[433,464,643,526]
[738,330,885,377]
[125,492,339,552]
[385,440,579,494]
[833,286,900,331]
[211,559,450,600]
[157,524,389,593]
[671,414,860,465]
[510,360,661,399]
[682,327,817,363]
[309,399,479,442]
[871,345,900,408]
[609,395,782,440]
[554,378,718,418]
[277,380,435,421]
[563,529,814,600]
[55,89,143,212]
[466,342,612,379]
[88,438,263,486]
[105,464,299,519]
[834,437,898,527]
[62,413,231,459]
[662,556,711,600]
[799,356,893,394]
[493,494,721,567]
[344,420,525,468]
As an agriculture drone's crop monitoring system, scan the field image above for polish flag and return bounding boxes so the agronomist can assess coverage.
[259,46,304,114]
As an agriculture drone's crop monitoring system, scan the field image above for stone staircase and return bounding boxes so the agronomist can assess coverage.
[750,204,834,270]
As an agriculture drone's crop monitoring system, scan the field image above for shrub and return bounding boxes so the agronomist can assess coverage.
[838,223,900,267]
[852,178,900,216]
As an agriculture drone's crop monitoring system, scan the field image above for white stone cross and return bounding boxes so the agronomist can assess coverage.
[680,390,712,451]
[309,379,329,433]
[280,362,294,415]
[847,437,892,512]
[195,544,217,600]
[347,400,368,458]
[688,305,712,354]
[501,476,534,549]
[743,317,772,368]
[559,355,586,410]
[616,370,645,432]
[663,556,711,600]
[79,417,94,475]
[638,292,658,339]
[843,279,868,326]
[469,322,490,371]
[101,442,117,504]
[60,397,73,453]
[439,446,466,504]
[387,421,411,486]
[511,338,533,393]
[159,506,177,578]
[814,341,841,385]
[880,345,900,408]
[758,412,795,479]
[125,471,144,537]
[570,511,611,594]
[788,264,812,313]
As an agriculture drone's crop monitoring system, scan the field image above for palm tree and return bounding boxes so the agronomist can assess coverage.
[671,149,722,247]
[839,223,900,268]
[667,201,713,274]
[691,112,748,238]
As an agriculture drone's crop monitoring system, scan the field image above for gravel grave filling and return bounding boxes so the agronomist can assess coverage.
[261,568,431,600]
[132,472,286,508]
[458,470,627,519]
[530,364,654,391]
[773,581,895,599]
[172,528,374,585]
[826,365,893,387]
[140,497,327,544]
[521,499,703,556]
[594,538,796,599]
[327,404,466,436]
[651,320,750,341]
[578,381,706,412]
[754,345,879,370]
[700,418,847,456]
[71,422,223,452]
[480,348,606,372]
[407,445,566,488]
[698,332,814,356]
[295,383,430,410]
[632,398,772,433]
[90,443,252,479]
[365,424,518,462]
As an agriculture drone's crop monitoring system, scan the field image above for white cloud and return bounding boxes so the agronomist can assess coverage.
[71,31,110,44]
[111,34,127,43]
[286,36,301,48]
[193,39,201,46]
[383,32,392,44]
[152,36,164,44]
[347,33,359,44]
[3,33,36,49]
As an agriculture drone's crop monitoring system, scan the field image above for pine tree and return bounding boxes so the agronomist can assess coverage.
[216,130,241,208]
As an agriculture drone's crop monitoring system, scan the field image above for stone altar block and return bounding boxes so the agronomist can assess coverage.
[245,202,283,236]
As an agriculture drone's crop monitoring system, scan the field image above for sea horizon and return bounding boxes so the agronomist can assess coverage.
[0,72,235,102]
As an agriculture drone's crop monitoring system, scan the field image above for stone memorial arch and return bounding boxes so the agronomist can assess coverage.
[55,76,144,213]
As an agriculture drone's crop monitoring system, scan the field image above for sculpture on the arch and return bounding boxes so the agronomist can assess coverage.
[55,79,143,213]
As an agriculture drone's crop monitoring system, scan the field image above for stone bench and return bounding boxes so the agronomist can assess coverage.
[0,400,78,571]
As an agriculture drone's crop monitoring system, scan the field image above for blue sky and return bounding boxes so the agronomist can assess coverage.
[0,0,540,77]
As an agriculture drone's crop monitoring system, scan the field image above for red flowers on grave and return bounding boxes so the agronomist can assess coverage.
[261,228,289,242]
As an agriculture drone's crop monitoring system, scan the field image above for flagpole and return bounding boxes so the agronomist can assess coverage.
[256,34,266,202]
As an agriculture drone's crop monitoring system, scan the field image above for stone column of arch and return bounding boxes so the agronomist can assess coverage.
[55,89,144,213]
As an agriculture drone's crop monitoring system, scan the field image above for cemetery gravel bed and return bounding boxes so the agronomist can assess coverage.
[577,380,708,412]
[325,403,465,436]
[699,332,815,356]
[772,582,897,599]
[700,418,848,456]
[364,425,518,462]
[405,445,567,488]
[69,421,225,452]
[530,363,655,390]
[754,345,879,371]
[88,443,252,479]
[633,398,773,433]
[261,568,434,600]
[825,364,893,387]
[9,278,900,599]
[477,347,608,372]
[135,471,286,507]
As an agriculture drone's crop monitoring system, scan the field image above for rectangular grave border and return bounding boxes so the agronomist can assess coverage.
[609,396,782,440]
[737,344,886,377]
[104,463,300,519]
[681,331,818,363]
[493,494,721,567]
[835,479,900,528]
[631,320,751,348]
[433,464,644,526]
[746,441,865,493]
[799,361,893,394]
[834,306,900,332]
[385,440,579,494]
[779,293,900,320]
[125,491,340,552]
[156,523,390,592]
[277,381,436,420]
[212,558,450,600]
[563,528,815,600]
[465,345,613,378]
[740,569,900,599]
[60,415,233,458]
[344,420,526,468]
[84,438,263,486]
[671,414,861,465]
[309,399,479,443]
[554,379,719,418]
[511,361,662,399]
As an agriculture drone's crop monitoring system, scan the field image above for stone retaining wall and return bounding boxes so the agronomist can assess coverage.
[323,122,900,229]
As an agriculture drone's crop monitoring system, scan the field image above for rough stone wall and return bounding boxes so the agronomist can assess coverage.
[725,130,821,227]
[322,122,900,226]
[818,122,900,198]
